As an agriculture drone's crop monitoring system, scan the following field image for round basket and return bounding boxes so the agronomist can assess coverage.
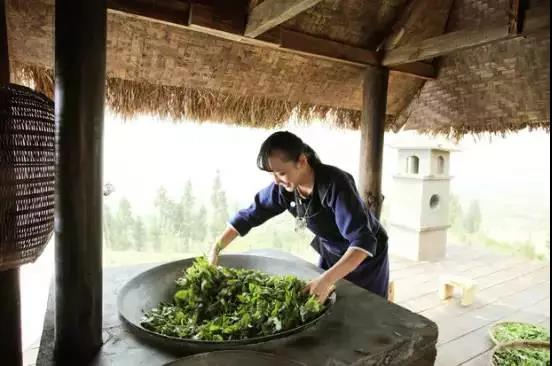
[489,340,550,366]
[0,83,55,271]
[489,321,550,345]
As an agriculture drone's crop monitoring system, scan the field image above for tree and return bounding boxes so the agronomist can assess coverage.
[103,205,114,249]
[210,170,229,238]
[463,200,482,234]
[449,193,463,229]
[113,198,134,250]
[177,180,195,251]
[191,205,208,245]
[149,216,163,252]
[132,217,146,251]
[154,186,174,231]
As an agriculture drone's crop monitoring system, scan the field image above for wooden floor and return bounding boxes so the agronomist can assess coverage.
[390,245,550,366]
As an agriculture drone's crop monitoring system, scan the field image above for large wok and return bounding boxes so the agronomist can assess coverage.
[117,254,336,353]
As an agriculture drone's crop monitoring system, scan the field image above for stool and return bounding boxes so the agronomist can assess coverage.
[388,280,395,302]
[439,275,477,306]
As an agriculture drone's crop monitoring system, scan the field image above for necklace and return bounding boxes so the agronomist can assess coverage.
[294,189,313,233]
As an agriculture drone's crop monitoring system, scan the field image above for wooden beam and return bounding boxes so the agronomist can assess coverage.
[0,270,22,366]
[0,0,8,83]
[108,1,434,79]
[383,5,549,66]
[386,61,436,79]
[280,29,380,66]
[188,2,246,42]
[245,0,322,38]
[359,65,388,218]
[280,29,435,77]
[508,0,525,34]
[108,0,189,27]
[188,6,435,77]
[54,0,106,362]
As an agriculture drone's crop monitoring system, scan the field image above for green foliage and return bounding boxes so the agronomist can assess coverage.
[463,199,482,234]
[132,217,146,251]
[101,174,315,263]
[177,180,195,250]
[103,205,115,249]
[148,215,163,252]
[449,193,463,229]
[493,347,550,366]
[492,322,550,343]
[111,198,134,250]
[210,170,229,238]
[154,186,176,232]
[141,257,325,341]
[191,205,208,244]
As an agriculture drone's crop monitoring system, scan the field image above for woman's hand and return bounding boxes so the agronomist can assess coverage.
[304,273,336,304]
[208,241,223,266]
[208,227,239,266]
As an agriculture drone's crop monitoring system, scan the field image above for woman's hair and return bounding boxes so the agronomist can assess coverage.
[256,131,321,171]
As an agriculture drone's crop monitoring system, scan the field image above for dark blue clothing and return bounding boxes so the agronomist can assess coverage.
[229,163,390,298]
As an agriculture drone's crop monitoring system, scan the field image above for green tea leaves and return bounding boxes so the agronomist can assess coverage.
[141,257,326,341]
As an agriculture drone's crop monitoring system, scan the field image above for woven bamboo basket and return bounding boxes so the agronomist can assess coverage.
[489,340,550,366]
[0,83,55,271]
[489,321,550,346]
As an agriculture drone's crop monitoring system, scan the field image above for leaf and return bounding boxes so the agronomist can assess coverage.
[141,256,326,340]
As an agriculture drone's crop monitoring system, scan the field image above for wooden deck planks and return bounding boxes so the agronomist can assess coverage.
[389,245,550,366]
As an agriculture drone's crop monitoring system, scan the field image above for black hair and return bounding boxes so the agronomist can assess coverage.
[256,131,322,172]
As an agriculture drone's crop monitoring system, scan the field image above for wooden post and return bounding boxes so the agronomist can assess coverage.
[0,270,22,366]
[359,65,388,218]
[54,0,106,361]
[0,0,8,83]
[0,1,23,365]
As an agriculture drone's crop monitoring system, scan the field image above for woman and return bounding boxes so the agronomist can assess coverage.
[209,131,389,303]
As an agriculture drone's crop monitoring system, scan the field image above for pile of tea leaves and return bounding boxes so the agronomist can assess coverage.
[141,257,325,341]
[493,346,550,366]
[493,322,550,343]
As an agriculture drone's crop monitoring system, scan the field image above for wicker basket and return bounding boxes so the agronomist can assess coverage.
[489,340,550,366]
[489,321,551,345]
[0,83,55,271]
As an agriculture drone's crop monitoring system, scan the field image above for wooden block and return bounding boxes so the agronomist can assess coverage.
[388,280,395,302]
[439,283,454,300]
[461,286,477,306]
[439,275,477,306]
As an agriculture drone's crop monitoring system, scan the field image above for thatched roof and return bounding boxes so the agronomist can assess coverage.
[398,0,550,137]
[6,0,550,135]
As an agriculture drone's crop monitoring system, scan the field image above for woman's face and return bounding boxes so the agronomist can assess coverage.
[267,150,307,192]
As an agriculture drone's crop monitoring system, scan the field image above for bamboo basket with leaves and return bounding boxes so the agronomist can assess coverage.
[490,340,550,366]
[489,321,550,345]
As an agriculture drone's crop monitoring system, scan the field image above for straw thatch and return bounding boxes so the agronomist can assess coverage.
[6,0,550,135]
[397,0,550,137]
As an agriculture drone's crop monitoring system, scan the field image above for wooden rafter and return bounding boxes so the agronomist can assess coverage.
[383,2,548,66]
[508,0,525,35]
[244,0,322,38]
[107,0,435,79]
[108,0,189,27]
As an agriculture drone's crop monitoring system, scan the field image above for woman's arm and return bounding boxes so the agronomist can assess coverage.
[209,225,240,265]
[323,248,369,284]
[305,248,368,302]
[208,183,286,265]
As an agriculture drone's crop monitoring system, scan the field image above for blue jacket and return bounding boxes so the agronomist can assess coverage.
[229,163,389,297]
